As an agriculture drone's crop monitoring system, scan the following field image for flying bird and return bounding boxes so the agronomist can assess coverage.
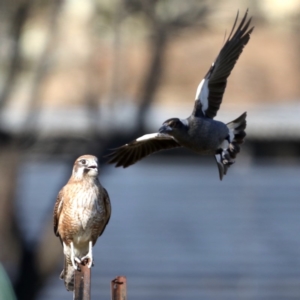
[53,155,111,291]
[107,10,253,180]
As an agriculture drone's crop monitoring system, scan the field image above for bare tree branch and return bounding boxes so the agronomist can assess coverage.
[123,0,209,131]
[0,0,33,112]
[24,0,64,133]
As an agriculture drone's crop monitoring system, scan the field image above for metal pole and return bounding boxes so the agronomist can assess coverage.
[111,276,127,300]
[73,264,91,300]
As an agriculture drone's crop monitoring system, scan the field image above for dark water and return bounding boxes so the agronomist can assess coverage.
[16,156,300,300]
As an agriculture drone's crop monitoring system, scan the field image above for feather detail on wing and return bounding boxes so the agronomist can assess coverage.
[107,133,181,168]
[53,190,64,237]
[193,9,254,119]
[97,188,111,239]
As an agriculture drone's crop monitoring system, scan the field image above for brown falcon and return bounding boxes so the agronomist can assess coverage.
[53,155,111,291]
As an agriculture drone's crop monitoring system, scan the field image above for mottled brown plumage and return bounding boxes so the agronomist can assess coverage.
[53,155,111,291]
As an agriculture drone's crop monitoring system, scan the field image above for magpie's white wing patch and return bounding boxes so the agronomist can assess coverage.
[192,10,253,119]
[108,133,181,168]
[136,133,169,142]
[195,77,209,115]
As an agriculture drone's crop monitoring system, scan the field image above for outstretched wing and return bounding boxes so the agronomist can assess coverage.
[192,10,254,119]
[107,133,181,168]
[53,189,64,237]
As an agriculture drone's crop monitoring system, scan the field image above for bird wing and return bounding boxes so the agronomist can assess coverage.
[53,189,64,237]
[192,10,254,119]
[107,133,181,168]
[97,188,111,238]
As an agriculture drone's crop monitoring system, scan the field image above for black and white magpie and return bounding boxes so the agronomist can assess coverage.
[107,10,253,180]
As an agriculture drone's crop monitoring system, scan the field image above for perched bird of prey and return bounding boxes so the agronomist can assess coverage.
[53,155,111,291]
[107,10,253,180]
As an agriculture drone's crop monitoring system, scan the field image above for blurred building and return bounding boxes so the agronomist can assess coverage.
[0,1,300,300]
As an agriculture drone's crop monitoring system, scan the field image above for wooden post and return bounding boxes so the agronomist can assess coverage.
[111,276,127,300]
[73,264,91,300]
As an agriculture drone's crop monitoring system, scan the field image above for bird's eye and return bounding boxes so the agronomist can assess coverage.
[80,159,86,164]
[170,120,179,128]
[163,118,182,129]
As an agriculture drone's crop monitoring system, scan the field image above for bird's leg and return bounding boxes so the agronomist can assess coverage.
[70,242,81,270]
[80,241,93,268]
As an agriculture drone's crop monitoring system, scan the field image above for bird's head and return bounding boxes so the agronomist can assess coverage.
[159,118,188,137]
[72,155,99,180]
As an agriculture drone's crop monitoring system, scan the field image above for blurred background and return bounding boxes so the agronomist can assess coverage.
[0,0,300,299]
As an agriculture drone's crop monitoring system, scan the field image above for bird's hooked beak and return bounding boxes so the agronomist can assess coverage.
[87,160,98,172]
[88,164,97,170]
[158,124,172,134]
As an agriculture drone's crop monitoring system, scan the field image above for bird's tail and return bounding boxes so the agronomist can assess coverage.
[215,112,247,180]
[226,112,247,158]
[60,257,74,292]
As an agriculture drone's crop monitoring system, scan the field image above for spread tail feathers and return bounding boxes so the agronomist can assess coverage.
[215,112,247,180]
[60,257,74,292]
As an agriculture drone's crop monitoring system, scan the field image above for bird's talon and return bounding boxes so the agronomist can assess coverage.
[80,257,93,268]
[71,260,80,271]
[87,260,93,268]
[80,258,88,265]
